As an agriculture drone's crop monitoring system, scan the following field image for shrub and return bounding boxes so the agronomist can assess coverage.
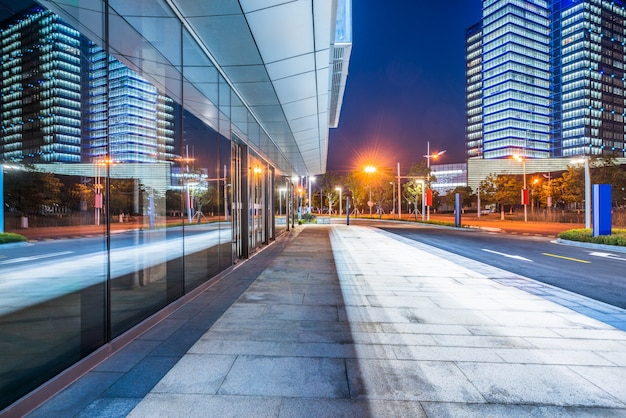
[0,232,28,244]
[300,213,317,223]
[558,228,626,246]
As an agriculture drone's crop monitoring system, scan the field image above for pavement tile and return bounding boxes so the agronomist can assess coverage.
[27,372,123,418]
[261,304,339,321]
[523,337,626,351]
[495,348,618,366]
[218,356,349,398]
[75,398,141,418]
[279,398,428,418]
[598,351,626,366]
[102,356,180,398]
[421,402,626,418]
[570,365,626,402]
[346,358,486,403]
[457,362,625,407]
[92,339,162,373]
[431,334,535,349]
[151,353,236,394]
[135,318,187,341]
[128,394,281,418]
[467,325,562,338]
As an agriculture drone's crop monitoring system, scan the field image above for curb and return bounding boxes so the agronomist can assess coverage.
[556,238,626,253]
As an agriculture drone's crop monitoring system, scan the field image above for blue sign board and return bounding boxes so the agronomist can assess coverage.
[592,184,612,237]
[455,193,461,227]
[0,167,3,233]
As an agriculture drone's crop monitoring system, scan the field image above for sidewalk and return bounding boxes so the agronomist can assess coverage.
[25,224,626,417]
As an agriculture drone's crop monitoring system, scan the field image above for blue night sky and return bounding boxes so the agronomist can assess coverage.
[327,0,482,173]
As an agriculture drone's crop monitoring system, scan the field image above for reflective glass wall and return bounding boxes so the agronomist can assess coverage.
[0,1,284,410]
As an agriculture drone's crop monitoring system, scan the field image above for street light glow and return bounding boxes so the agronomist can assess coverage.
[364,165,376,173]
[423,149,447,160]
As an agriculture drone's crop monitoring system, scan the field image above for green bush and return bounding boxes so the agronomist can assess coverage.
[0,232,28,244]
[300,213,317,224]
[558,228,626,246]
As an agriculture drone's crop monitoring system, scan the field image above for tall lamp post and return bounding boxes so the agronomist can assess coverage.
[308,176,315,214]
[335,186,342,216]
[571,156,591,229]
[364,165,376,217]
[390,181,395,218]
[514,155,528,222]
[423,141,446,220]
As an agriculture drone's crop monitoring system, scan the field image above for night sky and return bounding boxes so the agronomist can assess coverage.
[327,0,482,173]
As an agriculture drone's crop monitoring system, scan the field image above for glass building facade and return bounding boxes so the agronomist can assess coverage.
[480,0,551,159]
[466,23,483,159]
[0,0,351,413]
[430,163,468,195]
[467,0,626,160]
[556,0,626,157]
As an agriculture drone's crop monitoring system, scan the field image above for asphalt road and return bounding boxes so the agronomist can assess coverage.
[358,221,626,310]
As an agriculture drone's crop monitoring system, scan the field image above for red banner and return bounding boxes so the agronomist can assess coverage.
[521,188,529,205]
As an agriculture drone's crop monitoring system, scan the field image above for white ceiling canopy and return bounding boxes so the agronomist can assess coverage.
[39,0,351,175]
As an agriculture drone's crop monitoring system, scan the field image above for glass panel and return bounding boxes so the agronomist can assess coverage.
[180,110,221,290]
[0,2,107,410]
[106,4,183,337]
[219,135,232,269]
[248,154,266,251]
[181,27,228,289]
[275,174,288,235]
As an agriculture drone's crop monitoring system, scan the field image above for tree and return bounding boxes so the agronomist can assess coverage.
[591,155,626,206]
[481,173,522,218]
[166,189,183,215]
[109,179,140,215]
[316,171,343,213]
[345,171,366,215]
[479,173,498,207]
[402,161,429,217]
[552,166,583,209]
[444,186,474,212]
[4,167,63,218]
[345,168,393,216]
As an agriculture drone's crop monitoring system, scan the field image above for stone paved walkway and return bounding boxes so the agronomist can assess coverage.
[27,224,626,417]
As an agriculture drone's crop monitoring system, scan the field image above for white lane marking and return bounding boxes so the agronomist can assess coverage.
[482,248,534,262]
[0,251,74,265]
[589,252,626,262]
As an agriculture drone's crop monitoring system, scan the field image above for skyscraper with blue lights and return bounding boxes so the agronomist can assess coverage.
[0,6,176,164]
[467,0,626,160]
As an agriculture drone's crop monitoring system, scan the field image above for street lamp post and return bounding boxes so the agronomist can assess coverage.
[364,165,376,217]
[571,156,591,229]
[308,176,315,214]
[390,181,395,219]
[514,155,528,222]
[423,141,446,221]
[335,186,342,216]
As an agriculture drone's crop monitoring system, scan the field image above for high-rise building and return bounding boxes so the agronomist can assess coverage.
[477,0,551,160]
[86,50,176,163]
[0,6,82,162]
[555,0,626,157]
[466,22,483,159]
[467,0,626,160]
[0,6,176,164]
